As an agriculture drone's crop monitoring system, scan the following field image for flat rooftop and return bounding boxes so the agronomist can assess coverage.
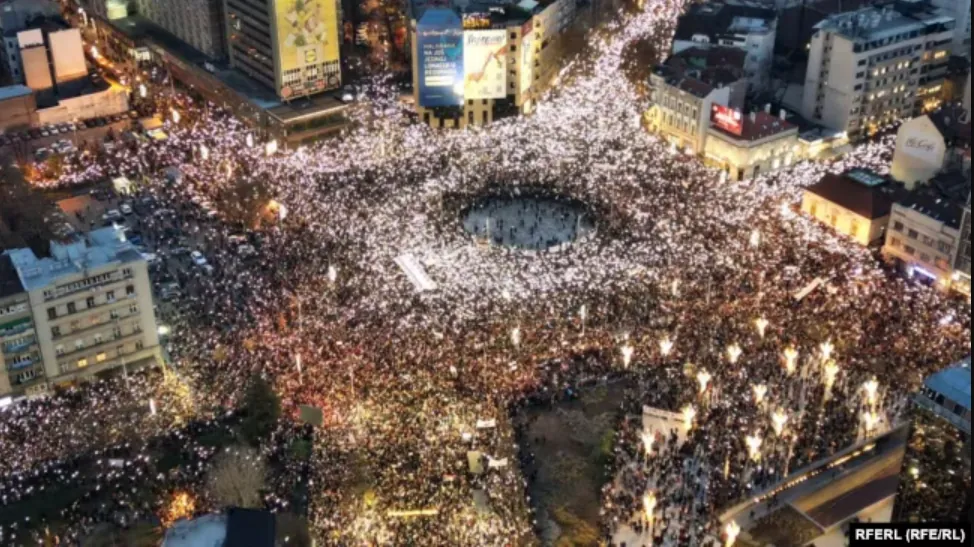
[5,227,142,292]
[0,85,33,102]
[816,4,954,43]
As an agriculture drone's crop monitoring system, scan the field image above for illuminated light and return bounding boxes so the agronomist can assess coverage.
[697,370,712,394]
[910,466,919,478]
[641,431,654,454]
[387,509,439,518]
[171,109,181,124]
[621,344,634,367]
[149,398,157,416]
[749,229,761,248]
[682,404,696,432]
[783,347,799,375]
[659,337,674,357]
[511,327,522,349]
[296,354,303,376]
[727,344,742,365]
[745,433,762,461]
[819,340,834,362]
[771,409,788,436]
[90,46,99,59]
[862,379,879,406]
[199,144,209,161]
[755,317,769,338]
[328,265,338,284]
[157,325,171,336]
[823,360,840,389]
[246,134,255,148]
[862,410,880,432]
[670,279,680,296]
[579,304,587,323]
[752,384,768,405]
[139,84,147,98]
[643,492,657,522]
[725,521,741,547]
[266,140,279,156]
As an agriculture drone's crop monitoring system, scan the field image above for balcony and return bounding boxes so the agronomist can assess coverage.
[53,310,140,341]
[58,329,145,360]
[0,317,33,339]
[50,293,138,326]
[2,337,36,355]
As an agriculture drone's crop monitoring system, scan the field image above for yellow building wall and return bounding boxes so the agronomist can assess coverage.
[801,193,886,246]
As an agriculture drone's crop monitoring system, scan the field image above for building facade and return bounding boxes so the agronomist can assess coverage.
[929,0,971,59]
[894,359,971,523]
[704,108,799,181]
[801,5,956,141]
[883,188,965,291]
[136,0,226,59]
[0,0,60,84]
[955,197,971,296]
[671,1,777,92]
[802,169,895,246]
[891,105,971,188]
[225,0,342,101]
[1,228,162,398]
[0,84,37,130]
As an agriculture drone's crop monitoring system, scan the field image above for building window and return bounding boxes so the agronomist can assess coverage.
[126,285,135,296]
[136,340,144,351]
[47,308,58,320]
[86,297,96,308]
[77,358,88,368]
[106,291,116,302]
[51,326,61,338]
[55,345,65,356]
[67,302,76,315]
[905,245,917,256]
[893,221,904,232]
[96,353,107,363]
[907,229,919,239]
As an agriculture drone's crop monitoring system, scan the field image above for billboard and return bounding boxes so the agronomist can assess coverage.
[712,105,743,136]
[275,0,342,99]
[417,9,464,107]
[519,23,534,95]
[463,30,507,99]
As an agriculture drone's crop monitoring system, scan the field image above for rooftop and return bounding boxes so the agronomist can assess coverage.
[711,110,798,142]
[674,0,776,43]
[5,227,143,292]
[924,358,971,413]
[0,85,33,101]
[815,3,954,43]
[895,175,969,229]
[926,104,971,146]
[806,169,899,219]
[653,46,746,98]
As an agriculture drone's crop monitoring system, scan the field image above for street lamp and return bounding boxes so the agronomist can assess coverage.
[727,344,742,365]
[511,327,522,349]
[659,337,674,357]
[697,370,712,394]
[819,340,834,362]
[752,384,767,405]
[783,347,799,375]
[771,409,788,436]
[755,317,769,338]
[682,404,696,432]
[745,433,762,461]
[749,229,761,248]
[621,344,634,368]
[725,521,741,547]
[863,379,879,406]
[823,360,840,389]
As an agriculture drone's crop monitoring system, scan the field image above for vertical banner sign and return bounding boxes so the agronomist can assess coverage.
[275,0,342,99]
[417,9,465,107]
[463,30,508,99]
[520,21,534,95]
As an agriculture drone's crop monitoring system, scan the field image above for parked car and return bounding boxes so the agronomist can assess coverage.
[190,251,208,266]
[102,209,123,222]
[120,203,134,215]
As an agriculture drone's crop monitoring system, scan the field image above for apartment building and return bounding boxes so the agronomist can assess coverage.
[955,197,971,296]
[136,0,226,59]
[801,3,956,141]
[883,177,968,291]
[647,47,746,154]
[671,0,777,92]
[1,227,162,398]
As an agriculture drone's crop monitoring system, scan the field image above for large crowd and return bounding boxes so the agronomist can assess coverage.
[0,0,969,544]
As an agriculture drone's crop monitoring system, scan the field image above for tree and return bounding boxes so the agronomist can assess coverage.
[240,376,281,446]
[205,445,267,509]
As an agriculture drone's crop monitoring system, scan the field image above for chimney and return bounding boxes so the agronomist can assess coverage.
[779,109,788,121]
[750,112,757,123]
[765,104,772,113]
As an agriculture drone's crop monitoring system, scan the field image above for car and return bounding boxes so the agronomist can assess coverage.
[237,244,257,257]
[102,209,123,222]
[190,251,207,266]
[120,203,134,215]
[228,235,248,246]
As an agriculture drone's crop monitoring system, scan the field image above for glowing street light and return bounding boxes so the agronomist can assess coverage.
[771,409,788,436]
[659,337,674,357]
[745,433,763,461]
[823,360,840,389]
[725,521,741,547]
[157,325,171,337]
[643,492,657,522]
[621,345,634,368]
[682,404,696,432]
[696,370,712,394]
[752,384,768,405]
[819,340,834,362]
[727,344,742,365]
[755,317,769,338]
[863,379,879,406]
[783,347,799,375]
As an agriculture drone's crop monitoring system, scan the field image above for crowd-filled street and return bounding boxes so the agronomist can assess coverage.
[0,0,970,545]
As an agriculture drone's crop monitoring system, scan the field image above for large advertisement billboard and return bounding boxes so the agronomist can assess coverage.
[417,9,465,107]
[463,30,507,99]
[711,105,743,136]
[519,22,534,95]
[275,0,342,99]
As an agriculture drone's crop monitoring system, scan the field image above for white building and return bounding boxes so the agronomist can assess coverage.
[705,108,800,181]
[801,4,956,141]
[1,228,162,398]
[890,104,971,188]
[671,0,777,92]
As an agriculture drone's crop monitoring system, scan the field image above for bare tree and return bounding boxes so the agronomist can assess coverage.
[205,445,267,509]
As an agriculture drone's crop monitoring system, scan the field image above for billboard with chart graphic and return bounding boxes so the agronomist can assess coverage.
[417,9,465,107]
[274,0,342,99]
[463,30,507,99]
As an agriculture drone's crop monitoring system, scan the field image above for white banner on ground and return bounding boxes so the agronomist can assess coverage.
[476,419,497,429]
[395,254,437,292]
[794,277,826,302]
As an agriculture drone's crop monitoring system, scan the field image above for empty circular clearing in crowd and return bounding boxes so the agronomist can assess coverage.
[461,192,596,252]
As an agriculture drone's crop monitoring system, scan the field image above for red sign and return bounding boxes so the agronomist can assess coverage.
[712,105,743,136]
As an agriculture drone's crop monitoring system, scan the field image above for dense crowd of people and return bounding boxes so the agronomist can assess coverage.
[0,0,969,544]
